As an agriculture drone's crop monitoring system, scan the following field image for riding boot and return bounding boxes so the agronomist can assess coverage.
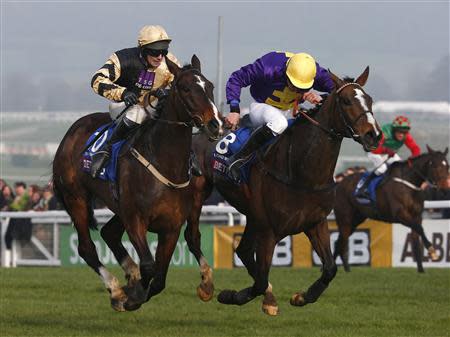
[228,125,274,182]
[91,117,138,178]
[190,150,202,177]
[354,171,378,200]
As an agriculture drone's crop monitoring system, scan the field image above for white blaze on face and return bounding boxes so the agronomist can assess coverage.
[209,98,223,129]
[195,75,206,92]
[354,88,379,136]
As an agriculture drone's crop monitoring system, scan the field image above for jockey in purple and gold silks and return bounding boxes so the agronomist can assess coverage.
[224,51,335,181]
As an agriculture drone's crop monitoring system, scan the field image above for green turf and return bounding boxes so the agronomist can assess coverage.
[0,267,449,337]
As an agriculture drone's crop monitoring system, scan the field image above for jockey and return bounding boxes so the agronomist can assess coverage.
[224,51,335,181]
[356,115,421,199]
[90,25,181,178]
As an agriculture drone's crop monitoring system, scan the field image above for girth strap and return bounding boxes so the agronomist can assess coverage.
[130,148,190,189]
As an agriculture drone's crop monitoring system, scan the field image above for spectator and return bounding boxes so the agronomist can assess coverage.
[1,184,15,211]
[5,182,32,250]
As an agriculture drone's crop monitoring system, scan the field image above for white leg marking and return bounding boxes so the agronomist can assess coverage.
[99,266,120,291]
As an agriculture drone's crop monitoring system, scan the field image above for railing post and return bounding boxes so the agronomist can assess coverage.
[1,217,11,267]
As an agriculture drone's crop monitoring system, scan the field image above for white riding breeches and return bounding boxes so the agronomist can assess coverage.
[109,102,157,124]
[367,152,402,175]
[248,102,291,135]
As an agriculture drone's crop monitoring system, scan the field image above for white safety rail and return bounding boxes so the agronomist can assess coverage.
[1,201,449,268]
[0,205,244,267]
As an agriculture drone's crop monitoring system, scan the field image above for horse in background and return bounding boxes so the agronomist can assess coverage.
[53,55,223,311]
[333,146,449,273]
[185,67,382,315]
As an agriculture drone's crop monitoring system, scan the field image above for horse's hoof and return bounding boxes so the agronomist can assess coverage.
[218,289,237,305]
[262,303,278,316]
[110,297,126,312]
[428,247,439,261]
[290,291,307,307]
[197,283,214,302]
[123,300,142,312]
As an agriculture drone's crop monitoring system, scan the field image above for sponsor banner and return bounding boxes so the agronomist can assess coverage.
[60,225,213,267]
[214,220,392,269]
[392,220,450,268]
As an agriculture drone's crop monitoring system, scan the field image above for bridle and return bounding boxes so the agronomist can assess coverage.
[296,82,374,141]
[144,68,207,129]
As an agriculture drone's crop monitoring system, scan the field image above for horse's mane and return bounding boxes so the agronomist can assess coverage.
[342,76,355,83]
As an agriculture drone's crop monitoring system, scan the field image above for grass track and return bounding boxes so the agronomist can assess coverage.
[1,267,449,337]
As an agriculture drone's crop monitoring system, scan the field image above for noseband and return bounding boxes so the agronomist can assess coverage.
[335,82,375,141]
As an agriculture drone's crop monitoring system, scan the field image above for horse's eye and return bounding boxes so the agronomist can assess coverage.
[343,97,352,105]
[179,86,190,93]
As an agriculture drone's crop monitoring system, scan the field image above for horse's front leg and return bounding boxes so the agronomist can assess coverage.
[407,221,438,262]
[218,229,277,314]
[146,228,182,301]
[123,220,155,311]
[410,230,425,273]
[185,177,214,301]
[101,215,141,288]
[291,220,337,307]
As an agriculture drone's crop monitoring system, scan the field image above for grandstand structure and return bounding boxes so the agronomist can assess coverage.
[1,101,449,182]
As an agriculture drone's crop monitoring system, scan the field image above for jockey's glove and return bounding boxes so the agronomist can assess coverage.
[122,90,139,106]
[153,88,170,100]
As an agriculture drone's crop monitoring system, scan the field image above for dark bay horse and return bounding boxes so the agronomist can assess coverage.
[53,55,223,311]
[185,67,382,315]
[333,146,449,273]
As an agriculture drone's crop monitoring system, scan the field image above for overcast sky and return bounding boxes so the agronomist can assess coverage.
[1,1,449,111]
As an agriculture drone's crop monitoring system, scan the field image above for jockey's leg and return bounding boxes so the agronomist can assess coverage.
[91,105,143,178]
[228,103,287,182]
[355,153,388,200]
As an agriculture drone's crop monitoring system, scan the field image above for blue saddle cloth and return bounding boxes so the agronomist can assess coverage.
[212,119,295,184]
[353,172,385,205]
[81,123,127,182]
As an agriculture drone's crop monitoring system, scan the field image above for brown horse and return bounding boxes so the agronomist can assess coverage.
[333,146,449,273]
[52,55,223,311]
[185,67,382,315]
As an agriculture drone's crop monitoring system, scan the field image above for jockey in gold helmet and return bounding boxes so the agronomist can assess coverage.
[224,51,335,181]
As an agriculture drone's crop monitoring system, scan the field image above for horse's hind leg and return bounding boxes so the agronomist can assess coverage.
[334,211,366,272]
[291,220,337,307]
[234,223,278,316]
[218,229,277,313]
[185,178,214,301]
[410,230,425,273]
[64,195,126,311]
[101,215,141,286]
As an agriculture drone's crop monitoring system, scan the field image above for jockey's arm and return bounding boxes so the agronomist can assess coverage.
[91,53,126,102]
[404,133,421,157]
[312,63,335,93]
[226,57,266,113]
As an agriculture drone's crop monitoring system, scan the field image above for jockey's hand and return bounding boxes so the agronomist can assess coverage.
[225,112,240,131]
[122,90,139,106]
[385,148,396,157]
[303,92,322,105]
[153,88,170,100]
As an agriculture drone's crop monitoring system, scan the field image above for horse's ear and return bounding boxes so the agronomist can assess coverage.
[356,66,370,86]
[328,69,344,88]
[191,54,201,72]
[444,147,448,155]
[165,56,181,77]
[426,144,435,153]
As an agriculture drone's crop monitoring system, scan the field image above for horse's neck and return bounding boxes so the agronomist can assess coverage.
[394,156,428,186]
[138,97,192,177]
[269,96,343,187]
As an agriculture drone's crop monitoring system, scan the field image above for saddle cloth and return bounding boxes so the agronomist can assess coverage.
[212,119,295,184]
[353,172,385,205]
[81,123,127,182]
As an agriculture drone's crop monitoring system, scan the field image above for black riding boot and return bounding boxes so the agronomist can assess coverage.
[228,125,274,182]
[91,117,138,178]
